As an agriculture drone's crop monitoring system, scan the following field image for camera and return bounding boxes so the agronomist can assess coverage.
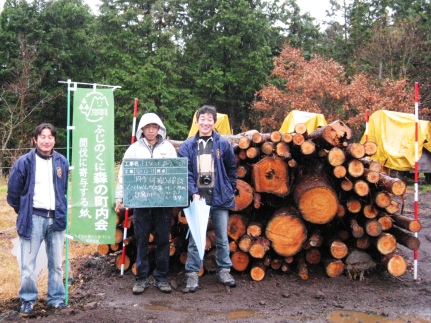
[199,173,212,185]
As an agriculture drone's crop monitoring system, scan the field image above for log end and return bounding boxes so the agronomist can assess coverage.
[297,188,338,224]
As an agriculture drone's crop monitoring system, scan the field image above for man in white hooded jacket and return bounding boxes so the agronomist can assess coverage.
[115,113,177,294]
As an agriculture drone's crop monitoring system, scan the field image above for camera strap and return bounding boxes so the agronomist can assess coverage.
[197,137,215,204]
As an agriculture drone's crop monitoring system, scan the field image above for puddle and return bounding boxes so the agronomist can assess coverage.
[143,301,261,320]
[329,310,430,323]
[144,300,171,311]
[228,309,261,320]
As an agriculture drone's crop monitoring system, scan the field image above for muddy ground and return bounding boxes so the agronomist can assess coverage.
[1,187,431,323]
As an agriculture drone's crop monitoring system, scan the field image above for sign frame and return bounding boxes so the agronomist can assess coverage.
[123,157,189,208]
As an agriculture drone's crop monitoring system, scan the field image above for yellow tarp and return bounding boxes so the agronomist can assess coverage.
[279,110,327,134]
[187,112,232,139]
[360,110,431,171]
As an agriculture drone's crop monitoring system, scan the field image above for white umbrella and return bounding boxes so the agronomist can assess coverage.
[183,198,211,260]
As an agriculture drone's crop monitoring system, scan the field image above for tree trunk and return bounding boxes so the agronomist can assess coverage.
[389,227,420,250]
[377,214,393,231]
[375,233,397,255]
[227,214,248,241]
[252,156,290,197]
[360,157,382,172]
[350,219,365,238]
[363,205,378,219]
[329,240,348,259]
[238,234,254,253]
[391,214,421,232]
[231,179,254,212]
[353,179,369,196]
[327,147,345,166]
[347,159,365,177]
[247,222,263,238]
[381,253,407,277]
[378,174,407,196]
[293,164,338,224]
[333,165,347,178]
[203,248,217,272]
[249,237,271,259]
[231,251,250,272]
[363,141,378,156]
[324,258,345,277]
[265,207,307,257]
[308,120,352,149]
[364,219,382,237]
[305,247,322,265]
[345,143,365,159]
[250,262,266,281]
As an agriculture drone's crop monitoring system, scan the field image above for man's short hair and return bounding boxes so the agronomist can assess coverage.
[34,123,57,140]
[196,105,217,123]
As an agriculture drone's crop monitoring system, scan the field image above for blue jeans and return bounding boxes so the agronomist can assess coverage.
[185,207,232,273]
[19,215,65,306]
[133,208,171,282]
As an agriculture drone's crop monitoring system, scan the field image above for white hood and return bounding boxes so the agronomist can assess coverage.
[135,113,167,141]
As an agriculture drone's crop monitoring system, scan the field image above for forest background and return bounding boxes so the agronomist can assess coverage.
[1,0,430,176]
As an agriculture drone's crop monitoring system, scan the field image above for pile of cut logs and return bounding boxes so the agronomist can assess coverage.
[99,120,420,281]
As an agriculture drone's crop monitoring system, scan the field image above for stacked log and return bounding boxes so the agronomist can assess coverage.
[107,120,419,283]
[222,121,418,281]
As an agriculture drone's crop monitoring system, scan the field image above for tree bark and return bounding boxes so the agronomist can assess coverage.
[389,227,420,250]
[378,174,407,196]
[391,214,421,232]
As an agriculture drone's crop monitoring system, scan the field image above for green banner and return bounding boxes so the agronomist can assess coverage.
[70,88,116,244]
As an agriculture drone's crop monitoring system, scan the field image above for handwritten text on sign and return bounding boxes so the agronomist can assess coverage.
[123,158,188,208]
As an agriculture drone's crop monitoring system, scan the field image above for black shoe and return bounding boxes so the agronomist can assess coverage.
[20,301,34,317]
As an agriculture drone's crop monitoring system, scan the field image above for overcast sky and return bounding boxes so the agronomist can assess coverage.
[0,0,339,27]
[80,0,336,21]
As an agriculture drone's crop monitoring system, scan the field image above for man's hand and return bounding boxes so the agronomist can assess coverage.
[115,200,123,213]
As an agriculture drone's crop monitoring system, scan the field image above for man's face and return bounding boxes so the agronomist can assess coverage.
[35,128,55,156]
[197,113,215,136]
[142,123,160,144]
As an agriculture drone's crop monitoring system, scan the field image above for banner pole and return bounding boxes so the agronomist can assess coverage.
[59,80,121,301]
[120,98,139,276]
[414,82,419,280]
[64,79,73,305]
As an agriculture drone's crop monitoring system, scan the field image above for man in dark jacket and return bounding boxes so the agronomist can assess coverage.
[178,105,237,292]
[7,123,69,316]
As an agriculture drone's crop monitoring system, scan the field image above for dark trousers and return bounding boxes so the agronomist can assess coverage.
[133,208,171,282]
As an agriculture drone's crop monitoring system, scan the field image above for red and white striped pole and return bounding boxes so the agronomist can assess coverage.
[414,83,419,280]
[120,98,139,276]
[365,109,370,142]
